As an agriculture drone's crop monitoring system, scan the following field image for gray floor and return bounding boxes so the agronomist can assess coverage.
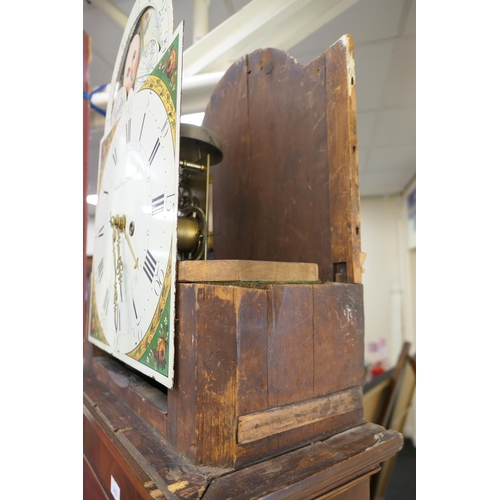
[385,438,416,500]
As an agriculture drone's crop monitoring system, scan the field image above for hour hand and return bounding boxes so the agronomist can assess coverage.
[111,226,123,331]
[111,214,139,268]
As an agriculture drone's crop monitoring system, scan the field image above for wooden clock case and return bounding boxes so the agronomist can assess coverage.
[84,35,403,500]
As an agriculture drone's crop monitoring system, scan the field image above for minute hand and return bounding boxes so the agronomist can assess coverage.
[111,214,139,268]
[121,229,139,269]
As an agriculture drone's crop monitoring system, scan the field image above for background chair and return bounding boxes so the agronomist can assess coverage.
[363,342,416,500]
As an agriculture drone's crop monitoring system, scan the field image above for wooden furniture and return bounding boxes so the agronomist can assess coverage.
[84,35,403,499]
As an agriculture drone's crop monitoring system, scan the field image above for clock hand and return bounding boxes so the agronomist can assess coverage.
[111,225,123,331]
[111,214,139,268]
[121,228,139,268]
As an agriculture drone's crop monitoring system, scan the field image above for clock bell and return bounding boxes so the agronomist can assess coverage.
[177,123,223,261]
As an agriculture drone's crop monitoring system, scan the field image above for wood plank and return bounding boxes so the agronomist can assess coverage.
[203,55,251,261]
[167,284,198,454]
[313,475,371,500]
[84,454,111,500]
[83,402,160,500]
[194,285,238,467]
[325,35,362,284]
[89,357,168,439]
[177,260,319,283]
[234,286,269,415]
[84,376,212,500]
[267,285,314,408]
[312,283,365,395]
[243,49,332,279]
[237,386,362,444]
[203,423,402,500]
[204,40,362,283]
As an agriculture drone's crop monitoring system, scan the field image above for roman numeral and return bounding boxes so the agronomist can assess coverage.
[116,306,121,331]
[97,258,105,283]
[149,139,160,165]
[132,298,141,326]
[151,194,165,216]
[98,225,104,237]
[139,113,146,140]
[112,148,117,165]
[126,118,131,143]
[103,287,110,315]
[160,118,169,138]
[143,250,157,283]
[166,192,176,211]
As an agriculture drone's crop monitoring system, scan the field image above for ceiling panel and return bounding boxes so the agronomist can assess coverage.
[357,111,378,149]
[357,148,369,172]
[366,144,416,171]
[383,37,416,108]
[360,167,415,197]
[372,107,416,147]
[353,40,395,111]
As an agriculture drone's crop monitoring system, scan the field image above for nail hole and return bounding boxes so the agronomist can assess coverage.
[356,227,359,235]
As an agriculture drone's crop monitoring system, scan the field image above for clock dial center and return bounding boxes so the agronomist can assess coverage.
[110,214,126,231]
[111,214,139,269]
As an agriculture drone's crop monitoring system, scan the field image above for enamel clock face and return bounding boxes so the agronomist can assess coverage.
[105,0,174,135]
[89,25,184,389]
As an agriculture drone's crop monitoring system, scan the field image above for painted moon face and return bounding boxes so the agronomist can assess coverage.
[123,33,141,95]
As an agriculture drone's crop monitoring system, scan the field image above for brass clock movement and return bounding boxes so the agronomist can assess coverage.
[177,123,223,260]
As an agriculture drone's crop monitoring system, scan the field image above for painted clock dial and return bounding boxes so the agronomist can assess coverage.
[105,0,174,135]
[89,28,183,389]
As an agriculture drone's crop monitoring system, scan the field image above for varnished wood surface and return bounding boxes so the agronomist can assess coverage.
[84,454,110,500]
[84,374,402,500]
[170,281,365,468]
[203,36,362,283]
[237,387,362,445]
[177,259,319,282]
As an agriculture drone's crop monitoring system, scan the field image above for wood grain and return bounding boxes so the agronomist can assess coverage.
[203,423,402,500]
[177,260,318,282]
[204,37,362,283]
[237,386,362,444]
[326,34,362,284]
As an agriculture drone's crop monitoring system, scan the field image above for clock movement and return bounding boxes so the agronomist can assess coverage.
[177,122,223,260]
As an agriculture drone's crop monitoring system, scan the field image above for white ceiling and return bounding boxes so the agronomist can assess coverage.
[83,0,415,215]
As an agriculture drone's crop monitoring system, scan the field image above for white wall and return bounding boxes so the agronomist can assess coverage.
[360,195,403,366]
[360,182,416,443]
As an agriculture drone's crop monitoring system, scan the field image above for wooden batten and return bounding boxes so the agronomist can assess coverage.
[177,259,319,283]
[237,386,363,444]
